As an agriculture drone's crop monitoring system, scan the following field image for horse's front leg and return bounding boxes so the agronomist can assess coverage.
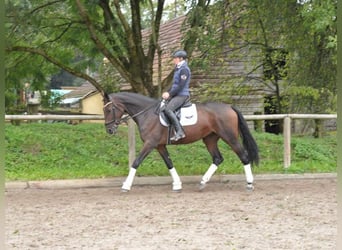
[157,145,182,192]
[121,143,154,192]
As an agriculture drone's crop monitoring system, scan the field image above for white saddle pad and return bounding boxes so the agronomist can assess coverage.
[160,104,198,127]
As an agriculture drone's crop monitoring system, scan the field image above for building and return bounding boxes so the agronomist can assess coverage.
[56,83,103,123]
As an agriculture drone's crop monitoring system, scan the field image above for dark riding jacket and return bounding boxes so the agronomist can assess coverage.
[169,61,191,97]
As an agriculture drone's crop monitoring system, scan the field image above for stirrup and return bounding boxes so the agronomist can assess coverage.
[171,132,185,141]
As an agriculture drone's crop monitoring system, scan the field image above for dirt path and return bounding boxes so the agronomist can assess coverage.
[5,178,337,250]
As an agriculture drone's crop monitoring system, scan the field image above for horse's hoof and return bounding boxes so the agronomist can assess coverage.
[246,183,254,191]
[121,188,130,193]
[172,189,182,193]
[172,183,182,192]
[199,182,206,191]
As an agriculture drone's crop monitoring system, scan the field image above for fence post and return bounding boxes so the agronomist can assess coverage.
[283,116,291,168]
[128,119,136,168]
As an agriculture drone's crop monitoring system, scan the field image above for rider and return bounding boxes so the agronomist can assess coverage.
[162,50,191,141]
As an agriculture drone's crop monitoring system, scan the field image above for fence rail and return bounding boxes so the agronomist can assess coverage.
[5,113,337,121]
[5,114,337,168]
[5,114,104,121]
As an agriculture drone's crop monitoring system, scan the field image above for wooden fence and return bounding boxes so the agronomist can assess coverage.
[5,114,337,168]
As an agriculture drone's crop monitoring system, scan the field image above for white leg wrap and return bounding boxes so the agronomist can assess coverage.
[243,164,254,184]
[122,168,136,191]
[201,164,218,185]
[169,168,182,190]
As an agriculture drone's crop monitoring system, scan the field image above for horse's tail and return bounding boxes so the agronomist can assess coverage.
[232,106,259,166]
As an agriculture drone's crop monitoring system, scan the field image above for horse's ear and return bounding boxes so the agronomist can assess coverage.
[103,92,110,103]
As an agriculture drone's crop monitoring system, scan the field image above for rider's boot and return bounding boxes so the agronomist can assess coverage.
[164,109,186,141]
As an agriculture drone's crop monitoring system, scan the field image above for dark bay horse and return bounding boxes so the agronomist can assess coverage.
[103,92,259,192]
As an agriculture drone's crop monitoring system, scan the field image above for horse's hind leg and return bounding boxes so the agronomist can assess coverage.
[157,145,182,192]
[233,142,254,190]
[220,133,254,191]
[200,134,224,190]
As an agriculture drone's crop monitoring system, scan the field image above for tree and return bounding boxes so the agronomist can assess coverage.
[191,0,336,117]
[286,0,337,115]
[5,0,211,102]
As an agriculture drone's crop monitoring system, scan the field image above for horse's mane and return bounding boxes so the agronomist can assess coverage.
[112,92,158,106]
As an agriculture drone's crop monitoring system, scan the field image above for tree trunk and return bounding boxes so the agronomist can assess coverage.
[313,119,323,138]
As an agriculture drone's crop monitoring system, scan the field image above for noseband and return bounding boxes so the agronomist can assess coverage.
[104,101,125,127]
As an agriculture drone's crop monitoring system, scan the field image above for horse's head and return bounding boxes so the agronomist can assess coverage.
[103,93,125,135]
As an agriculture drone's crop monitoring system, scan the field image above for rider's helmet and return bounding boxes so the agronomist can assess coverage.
[172,50,187,59]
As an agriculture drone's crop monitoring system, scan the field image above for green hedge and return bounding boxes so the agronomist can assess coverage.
[5,123,336,181]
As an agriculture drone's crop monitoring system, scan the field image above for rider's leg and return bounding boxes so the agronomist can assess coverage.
[164,109,185,141]
[163,96,188,141]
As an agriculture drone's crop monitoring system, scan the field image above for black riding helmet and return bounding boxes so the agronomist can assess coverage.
[172,50,187,59]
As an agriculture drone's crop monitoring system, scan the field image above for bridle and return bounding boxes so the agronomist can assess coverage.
[103,101,126,128]
[104,100,158,128]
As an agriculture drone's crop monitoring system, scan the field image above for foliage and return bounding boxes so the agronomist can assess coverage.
[5,0,209,101]
[5,123,336,181]
[98,58,121,94]
[286,0,337,114]
[40,90,64,110]
[162,0,188,20]
[6,0,103,92]
[50,69,81,89]
[191,0,336,115]
[5,0,336,118]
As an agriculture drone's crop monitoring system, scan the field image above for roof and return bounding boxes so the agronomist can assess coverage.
[62,82,97,99]
[51,89,72,96]
[61,82,98,104]
[142,15,187,83]
[156,15,187,52]
[61,97,81,105]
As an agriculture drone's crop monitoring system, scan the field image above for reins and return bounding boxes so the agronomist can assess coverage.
[104,100,159,126]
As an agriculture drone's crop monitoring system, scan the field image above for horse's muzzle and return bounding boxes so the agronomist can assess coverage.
[106,124,118,135]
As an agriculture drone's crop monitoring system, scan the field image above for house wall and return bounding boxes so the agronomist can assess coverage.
[82,92,103,114]
[81,92,103,123]
[231,95,265,131]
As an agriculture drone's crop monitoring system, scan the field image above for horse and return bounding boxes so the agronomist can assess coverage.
[103,92,259,192]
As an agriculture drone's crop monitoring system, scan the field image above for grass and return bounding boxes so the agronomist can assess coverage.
[5,122,337,181]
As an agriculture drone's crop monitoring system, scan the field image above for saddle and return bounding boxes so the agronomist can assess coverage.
[159,100,198,127]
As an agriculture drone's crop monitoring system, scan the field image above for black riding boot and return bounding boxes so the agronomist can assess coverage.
[164,109,186,141]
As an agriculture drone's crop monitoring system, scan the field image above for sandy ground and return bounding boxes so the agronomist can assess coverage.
[5,178,337,250]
